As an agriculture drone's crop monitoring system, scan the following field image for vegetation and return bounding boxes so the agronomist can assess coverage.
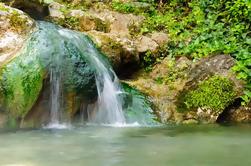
[111,0,156,15]
[111,0,251,104]
[179,75,237,112]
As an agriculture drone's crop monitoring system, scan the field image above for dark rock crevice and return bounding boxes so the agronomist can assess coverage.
[3,0,49,20]
[216,98,243,123]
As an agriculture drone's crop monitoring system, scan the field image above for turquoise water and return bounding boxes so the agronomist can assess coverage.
[0,124,251,166]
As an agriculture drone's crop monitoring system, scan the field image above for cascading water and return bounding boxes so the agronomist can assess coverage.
[32,21,126,126]
[49,68,61,124]
[47,56,64,128]
[57,29,126,125]
[5,21,157,128]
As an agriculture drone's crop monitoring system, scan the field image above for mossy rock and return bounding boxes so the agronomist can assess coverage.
[0,38,45,120]
[0,21,101,127]
[0,4,39,123]
[177,75,237,113]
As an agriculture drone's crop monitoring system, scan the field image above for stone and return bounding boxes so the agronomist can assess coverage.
[0,3,35,65]
[135,36,159,53]
[109,12,144,37]
[48,2,64,19]
[126,55,245,124]
[150,32,169,45]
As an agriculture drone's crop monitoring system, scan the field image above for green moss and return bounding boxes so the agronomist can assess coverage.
[0,3,9,11]
[0,43,44,119]
[8,10,28,31]
[178,75,237,112]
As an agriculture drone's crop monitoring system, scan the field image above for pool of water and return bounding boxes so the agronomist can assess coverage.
[0,124,251,166]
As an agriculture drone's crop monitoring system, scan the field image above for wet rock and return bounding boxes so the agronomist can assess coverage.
[0,4,40,124]
[0,10,99,128]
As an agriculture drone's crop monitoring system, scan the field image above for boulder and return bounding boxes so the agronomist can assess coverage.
[0,5,99,128]
[0,3,35,65]
[126,55,244,124]
[0,4,40,125]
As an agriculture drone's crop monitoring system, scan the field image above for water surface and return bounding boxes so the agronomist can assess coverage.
[0,124,250,166]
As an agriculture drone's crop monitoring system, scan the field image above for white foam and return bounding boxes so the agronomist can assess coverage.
[3,164,34,166]
[43,123,72,129]
[87,122,141,128]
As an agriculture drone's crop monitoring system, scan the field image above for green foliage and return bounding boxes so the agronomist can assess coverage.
[132,0,251,104]
[181,75,237,112]
[111,1,139,13]
[111,0,156,15]
[142,51,156,71]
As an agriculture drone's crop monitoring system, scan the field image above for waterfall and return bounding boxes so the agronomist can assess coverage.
[34,22,125,126]
[57,29,126,125]
[49,68,61,124]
